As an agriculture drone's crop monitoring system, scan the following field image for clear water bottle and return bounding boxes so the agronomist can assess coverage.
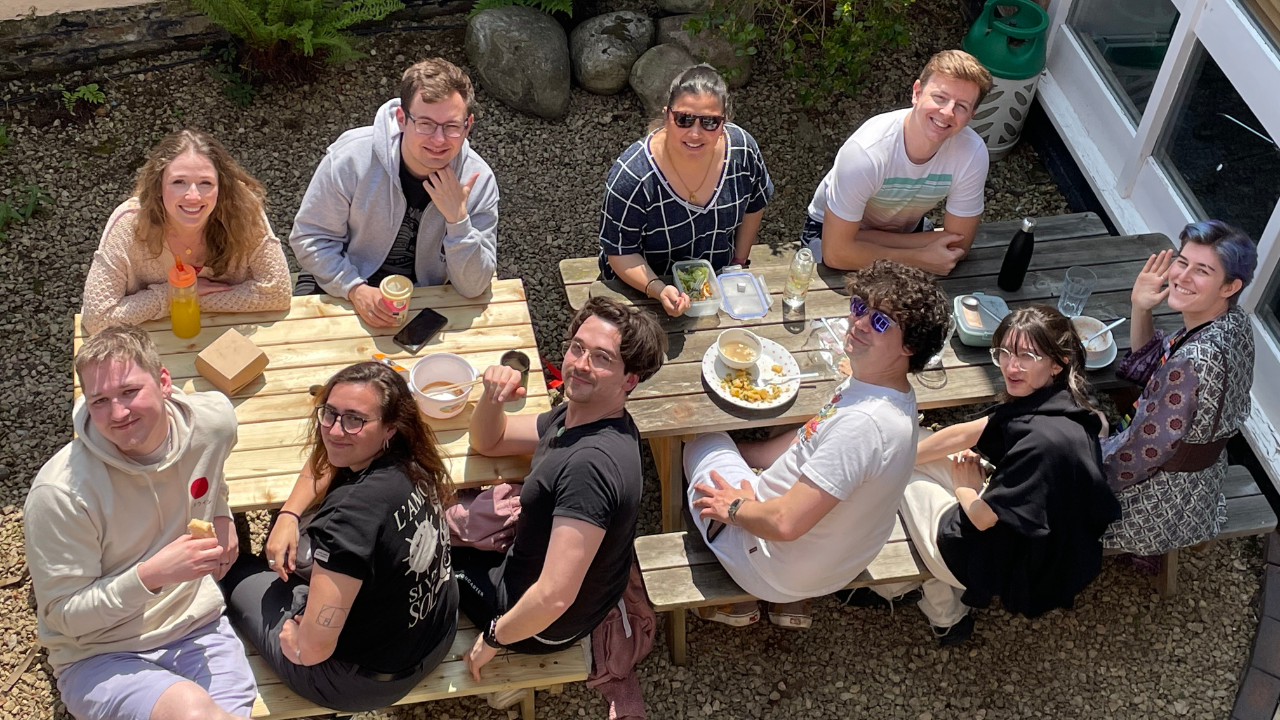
[783,248,815,308]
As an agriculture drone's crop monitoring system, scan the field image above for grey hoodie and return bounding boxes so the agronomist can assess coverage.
[24,389,236,672]
[289,98,499,299]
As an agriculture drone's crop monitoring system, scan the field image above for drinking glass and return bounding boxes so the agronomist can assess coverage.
[1057,266,1098,317]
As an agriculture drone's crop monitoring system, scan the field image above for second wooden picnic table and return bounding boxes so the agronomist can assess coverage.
[559,212,1185,531]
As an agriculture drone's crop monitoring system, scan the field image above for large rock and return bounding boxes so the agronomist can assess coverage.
[628,43,698,118]
[656,14,752,89]
[465,7,571,119]
[569,11,655,95]
[658,0,710,13]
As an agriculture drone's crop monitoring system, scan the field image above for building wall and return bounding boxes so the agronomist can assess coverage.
[0,0,141,21]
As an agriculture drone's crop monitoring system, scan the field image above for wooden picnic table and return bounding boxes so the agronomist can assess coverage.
[73,279,545,514]
[559,213,1187,531]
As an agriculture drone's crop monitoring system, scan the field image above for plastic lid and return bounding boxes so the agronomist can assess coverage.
[380,274,413,300]
[168,263,196,288]
[717,271,769,319]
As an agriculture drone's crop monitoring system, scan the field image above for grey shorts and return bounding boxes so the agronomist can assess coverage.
[56,615,256,720]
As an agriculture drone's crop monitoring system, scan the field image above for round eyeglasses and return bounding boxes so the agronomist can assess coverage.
[989,347,1045,369]
[316,405,370,434]
[403,110,470,138]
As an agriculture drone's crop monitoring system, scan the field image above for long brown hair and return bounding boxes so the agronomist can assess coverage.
[133,129,268,277]
[991,305,1097,412]
[306,362,454,504]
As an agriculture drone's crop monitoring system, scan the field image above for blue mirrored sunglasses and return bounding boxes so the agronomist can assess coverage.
[850,296,898,333]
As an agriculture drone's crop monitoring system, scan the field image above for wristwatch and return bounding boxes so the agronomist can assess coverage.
[727,497,745,525]
[483,616,504,649]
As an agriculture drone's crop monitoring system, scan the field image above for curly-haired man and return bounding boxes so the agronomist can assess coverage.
[686,260,951,629]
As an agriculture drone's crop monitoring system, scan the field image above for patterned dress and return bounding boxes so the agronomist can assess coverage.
[1101,307,1254,554]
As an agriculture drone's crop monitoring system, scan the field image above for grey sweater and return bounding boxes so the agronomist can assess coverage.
[289,98,499,299]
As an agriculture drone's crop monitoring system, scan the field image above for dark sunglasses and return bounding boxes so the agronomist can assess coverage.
[850,296,898,334]
[669,110,725,131]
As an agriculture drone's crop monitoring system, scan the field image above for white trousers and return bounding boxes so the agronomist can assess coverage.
[873,431,970,628]
[682,432,810,604]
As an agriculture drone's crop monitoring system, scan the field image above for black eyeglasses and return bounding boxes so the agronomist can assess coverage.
[850,296,898,334]
[316,406,370,434]
[669,110,725,131]
[403,110,470,138]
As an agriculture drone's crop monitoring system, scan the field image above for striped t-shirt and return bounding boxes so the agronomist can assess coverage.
[807,107,987,233]
[598,123,773,279]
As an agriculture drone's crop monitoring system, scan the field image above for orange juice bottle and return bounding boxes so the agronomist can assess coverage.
[168,264,201,339]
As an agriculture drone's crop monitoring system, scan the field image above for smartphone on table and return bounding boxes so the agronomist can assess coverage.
[392,307,449,354]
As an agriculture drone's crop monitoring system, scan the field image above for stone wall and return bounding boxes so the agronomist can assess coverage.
[0,0,472,81]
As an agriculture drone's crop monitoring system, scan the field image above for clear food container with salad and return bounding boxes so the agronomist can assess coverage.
[671,259,721,316]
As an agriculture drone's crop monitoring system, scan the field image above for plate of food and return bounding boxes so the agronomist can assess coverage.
[701,330,802,410]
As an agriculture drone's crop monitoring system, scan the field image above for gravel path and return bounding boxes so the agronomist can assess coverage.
[0,0,1262,717]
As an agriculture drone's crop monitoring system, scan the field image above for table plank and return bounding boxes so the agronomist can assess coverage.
[224,445,531,486]
[230,392,553,430]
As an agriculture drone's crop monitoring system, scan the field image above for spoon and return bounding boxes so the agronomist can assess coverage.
[1085,317,1126,343]
[962,295,1004,324]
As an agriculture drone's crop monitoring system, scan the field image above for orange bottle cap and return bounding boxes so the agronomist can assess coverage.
[169,263,197,288]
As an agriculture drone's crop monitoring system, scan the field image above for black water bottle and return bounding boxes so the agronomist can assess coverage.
[997,217,1036,291]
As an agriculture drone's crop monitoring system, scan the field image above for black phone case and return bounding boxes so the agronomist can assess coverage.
[393,307,449,354]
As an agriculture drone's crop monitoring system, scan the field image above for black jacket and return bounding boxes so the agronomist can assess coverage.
[937,384,1122,618]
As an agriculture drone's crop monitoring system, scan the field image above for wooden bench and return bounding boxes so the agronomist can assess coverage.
[245,616,590,720]
[636,465,1276,665]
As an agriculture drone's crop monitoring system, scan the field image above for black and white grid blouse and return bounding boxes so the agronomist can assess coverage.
[597,123,774,280]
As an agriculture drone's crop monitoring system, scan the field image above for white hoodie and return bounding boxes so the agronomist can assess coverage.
[24,389,236,673]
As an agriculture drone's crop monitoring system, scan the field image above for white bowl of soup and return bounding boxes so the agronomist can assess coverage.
[410,352,477,419]
[717,329,763,370]
[1070,316,1115,364]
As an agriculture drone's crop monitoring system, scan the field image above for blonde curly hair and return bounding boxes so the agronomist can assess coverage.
[132,129,268,278]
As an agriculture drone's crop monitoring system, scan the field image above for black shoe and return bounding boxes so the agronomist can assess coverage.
[834,587,922,608]
[934,614,974,647]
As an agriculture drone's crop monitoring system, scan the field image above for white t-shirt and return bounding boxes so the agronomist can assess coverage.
[744,376,919,598]
[807,108,988,233]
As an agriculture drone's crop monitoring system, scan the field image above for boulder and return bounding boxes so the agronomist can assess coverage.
[628,43,698,118]
[466,7,571,119]
[658,0,710,13]
[656,13,752,89]
[569,11,655,95]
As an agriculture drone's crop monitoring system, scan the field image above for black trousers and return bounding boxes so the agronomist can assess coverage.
[219,553,457,713]
[450,546,586,655]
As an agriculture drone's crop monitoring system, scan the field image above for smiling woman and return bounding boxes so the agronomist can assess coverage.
[79,128,292,334]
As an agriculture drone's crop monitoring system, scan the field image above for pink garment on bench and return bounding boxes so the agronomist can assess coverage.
[444,484,521,552]
[587,562,655,719]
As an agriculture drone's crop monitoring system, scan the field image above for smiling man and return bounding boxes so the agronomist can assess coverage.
[457,297,665,686]
[802,50,992,276]
[684,261,951,629]
[25,325,253,720]
[290,58,498,326]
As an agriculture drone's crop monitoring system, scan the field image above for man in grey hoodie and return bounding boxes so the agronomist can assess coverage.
[290,58,499,327]
[25,325,255,719]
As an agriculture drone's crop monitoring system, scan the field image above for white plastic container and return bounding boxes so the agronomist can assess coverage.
[671,259,721,317]
[716,329,764,370]
[410,353,477,419]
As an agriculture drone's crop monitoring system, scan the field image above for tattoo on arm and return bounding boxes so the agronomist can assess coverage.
[314,605,350,628]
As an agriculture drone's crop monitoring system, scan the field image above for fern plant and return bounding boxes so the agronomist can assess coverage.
[191,0,405,71]
[61,84,106,113]
[469,0,573,17]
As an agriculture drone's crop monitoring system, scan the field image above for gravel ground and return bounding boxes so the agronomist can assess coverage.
[0,0,1263,717]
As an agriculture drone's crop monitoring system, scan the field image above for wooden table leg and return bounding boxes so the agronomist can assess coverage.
[1155,548,1179,598]
[521,688,535,720]
[667,609,687,666]
[649,436,685,532]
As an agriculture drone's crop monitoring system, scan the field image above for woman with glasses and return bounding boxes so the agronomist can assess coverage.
[1101,221,1257,560]
[598,64,774,316]
[866,306,1120,646]
[81,129,291,333]
[219,362,458,712]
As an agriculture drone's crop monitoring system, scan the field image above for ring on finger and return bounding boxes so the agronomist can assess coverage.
[268,559,277,566]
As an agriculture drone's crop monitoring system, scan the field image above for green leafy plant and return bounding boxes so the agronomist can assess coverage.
[0,183,52,241]
[207,44,259,106]
[190,0,405,78]
[689,0,915,107]
[0,124,9,155]
[61,83,106,114]
[469,0,572,16]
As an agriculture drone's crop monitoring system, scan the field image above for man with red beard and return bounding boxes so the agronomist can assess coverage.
[458,298,665,683]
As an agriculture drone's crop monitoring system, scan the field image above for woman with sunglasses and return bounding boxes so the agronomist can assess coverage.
[81,128,291,333]
[862,306,1120,646]
[598,64,774,316]
[219,362,457,711]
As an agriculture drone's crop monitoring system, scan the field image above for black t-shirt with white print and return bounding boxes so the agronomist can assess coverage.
[369,159,434,286]
[308,453,458,674]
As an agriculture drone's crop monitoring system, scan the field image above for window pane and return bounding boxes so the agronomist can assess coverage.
[1069,0,1180,119]
[1261,270,1280,343]
[1154,43,1280,242]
